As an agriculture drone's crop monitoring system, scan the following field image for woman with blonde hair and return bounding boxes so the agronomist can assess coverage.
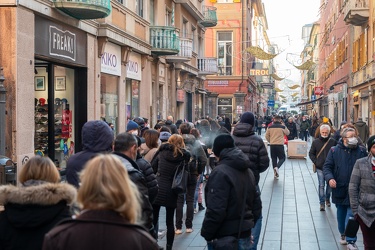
[0,156,76,250]
[151,134,190,250]
[43,154,158,250]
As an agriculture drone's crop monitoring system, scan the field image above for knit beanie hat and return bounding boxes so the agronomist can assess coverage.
[368,135,375,152]
[159,131,172,142]
[126,120,139,132]
[240,112,255,126]
[213,134,235,157]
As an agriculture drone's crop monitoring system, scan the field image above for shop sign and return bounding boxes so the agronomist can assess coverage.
[207,80,228,86]
[101,43,121,76]
[176,89,185,102]
[314,86,323,95]
[35,16,87,66]
[127,53,142,81]
[218,98,232,105]
[249,69,269,76]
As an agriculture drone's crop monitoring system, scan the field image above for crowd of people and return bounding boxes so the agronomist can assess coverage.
[0,112,374,250]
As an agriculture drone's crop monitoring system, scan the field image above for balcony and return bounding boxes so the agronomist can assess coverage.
[199,6,217,27]
[53,0,111,20]
[343,0,369,26]
[166,38,193,63]
[150,26,180,56]
[198,58,218,75]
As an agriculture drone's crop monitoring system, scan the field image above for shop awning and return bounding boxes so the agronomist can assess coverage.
[295,96,324,106]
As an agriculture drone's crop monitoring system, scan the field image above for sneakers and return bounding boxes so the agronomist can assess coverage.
[273,167,279,178]
[347,243,358,250]
[320,204,325,211]
[194,209,198,214]
[186,228,193,233]
[175,229,182,235]
[326,200,331,207]
[340,235,347,245]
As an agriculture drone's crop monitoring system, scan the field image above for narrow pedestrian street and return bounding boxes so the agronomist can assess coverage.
[157,134,364,250]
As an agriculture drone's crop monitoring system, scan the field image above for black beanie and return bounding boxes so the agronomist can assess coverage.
[240,112,255,126]
[213,134,235,157]
[368,135,375,152]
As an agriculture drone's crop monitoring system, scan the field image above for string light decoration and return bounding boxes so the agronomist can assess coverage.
[246,46,278,60]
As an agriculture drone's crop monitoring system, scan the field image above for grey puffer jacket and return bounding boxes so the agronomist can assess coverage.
[349,155,375,228]
[232,123,270,184]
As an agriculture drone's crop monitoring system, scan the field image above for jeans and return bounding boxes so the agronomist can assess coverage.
[207,237,252,250]
[194,174,204,208]
[270,145,286,169]
[336,204,357,243]
[316,169,331,204]
[257,127,262,135]
[176,180,196,229]
[153,205,176,247]
[250,184,262,250]
[300,131,308,141]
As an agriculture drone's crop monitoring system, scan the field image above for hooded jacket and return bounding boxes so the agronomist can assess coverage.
[323,141,367,205]
[354,120,369,144]
[201,147,261,241]
[0,182,76,250]
[232,123,270,184]
[66,120,114,188]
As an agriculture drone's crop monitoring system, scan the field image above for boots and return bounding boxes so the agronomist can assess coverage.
[166,244,172,250]
[198,203,205,211]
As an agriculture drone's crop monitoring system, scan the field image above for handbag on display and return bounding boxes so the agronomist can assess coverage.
[171,161,188,194]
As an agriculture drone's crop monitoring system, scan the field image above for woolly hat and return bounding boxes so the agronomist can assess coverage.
[240,112,255,126]
[126,120,139,132]
[368,135,375,152]
[159,131,172,142]
[213,134,235,157]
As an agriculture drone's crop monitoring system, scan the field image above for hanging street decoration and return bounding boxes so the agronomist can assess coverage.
[270,73,285,81]
[246,46,278,60]
[288,84,301,89]
[293,59,315,70]
[274,87,284,92]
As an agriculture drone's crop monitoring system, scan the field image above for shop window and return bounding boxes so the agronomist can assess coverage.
[101,74,118,134]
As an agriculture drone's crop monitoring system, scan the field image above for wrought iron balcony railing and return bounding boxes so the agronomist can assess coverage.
[199,6,217,27]
[53,0,111,20]
[150,26,180,56]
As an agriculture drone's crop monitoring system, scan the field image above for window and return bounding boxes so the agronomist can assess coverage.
[182,20,188,38]
[191,25,196,52]
[217,32,233,75]
[166,9,172,26]
[117,0,123,4]
[136,0,143,17]
[149,0,154,25]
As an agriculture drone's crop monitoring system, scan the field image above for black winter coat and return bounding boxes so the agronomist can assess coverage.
[0,182,76,250]
[66,120,114,188]
[232,123,270,184]
[309,136,337,170]
[201,147,261,241]
[285,122,298,140]
[151,144,190,208]
[136,153,159,204]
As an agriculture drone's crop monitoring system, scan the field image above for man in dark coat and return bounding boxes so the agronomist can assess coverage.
[232,111,269,250]
[285,117,298,140]
[166,115,179,134]
[323,127,367,248]
[354,118,369,145]
[201,134,261,248]
[66,120,114,188]
[113,133,155,237]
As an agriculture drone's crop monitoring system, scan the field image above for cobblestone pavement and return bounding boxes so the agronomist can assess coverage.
[157,134,363,250]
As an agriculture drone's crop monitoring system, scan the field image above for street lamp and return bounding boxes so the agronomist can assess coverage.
[0,68,6,156]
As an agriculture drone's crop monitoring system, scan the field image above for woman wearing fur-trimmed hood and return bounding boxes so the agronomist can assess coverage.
[0,156,76,250]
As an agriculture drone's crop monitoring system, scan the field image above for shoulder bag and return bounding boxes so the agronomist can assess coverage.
[313,139,330,173]
[171,160,189,194]
[211,176,249,250]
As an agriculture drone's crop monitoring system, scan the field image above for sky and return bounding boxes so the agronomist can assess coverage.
[262,0,321,83]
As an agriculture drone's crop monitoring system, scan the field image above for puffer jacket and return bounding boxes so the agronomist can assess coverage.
[201,147,261,241]
[151,143,190,208]
[232,122,270,184]
[349,155,375,228]
[0,182,76,250]
[66,120,114,188]
[323,141,367,205]
[136,153,158,204]
[309,136,337,170]
[265,121,289,145]
[113,152,154,233]
[285,121,297,140]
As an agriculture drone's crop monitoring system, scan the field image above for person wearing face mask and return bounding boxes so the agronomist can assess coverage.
[309,124,337,211]
[112,133,155,239]
[127,120,140,136]
[349,135,375,250]
[323,128,367,249]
